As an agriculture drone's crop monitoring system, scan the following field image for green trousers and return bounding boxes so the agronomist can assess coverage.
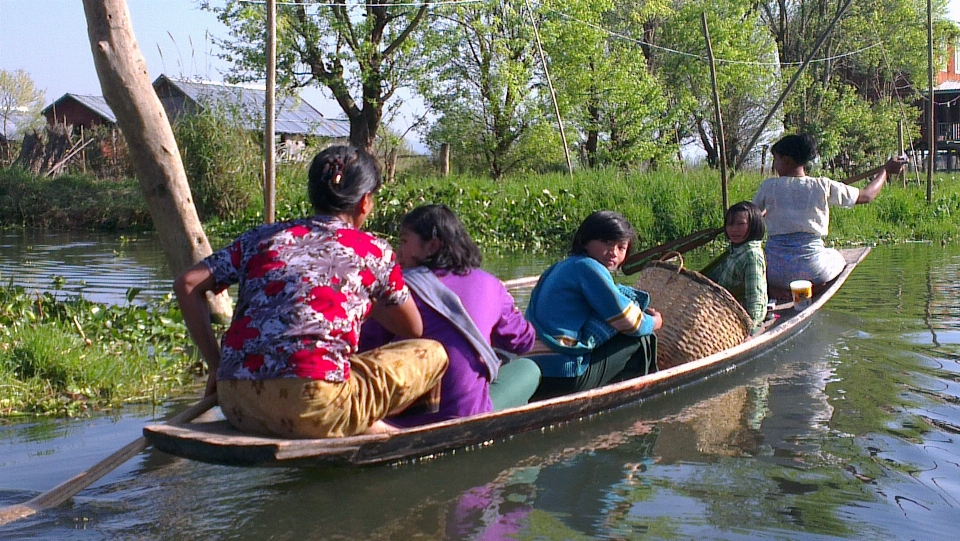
[489,356,542,411]
[531,333,657,401]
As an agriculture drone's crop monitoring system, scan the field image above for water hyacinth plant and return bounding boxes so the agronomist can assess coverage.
[0,281,202,417]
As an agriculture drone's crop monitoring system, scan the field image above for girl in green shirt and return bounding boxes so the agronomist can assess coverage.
[702,201,768,328]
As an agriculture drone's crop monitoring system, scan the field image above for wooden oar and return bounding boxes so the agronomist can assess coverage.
[0,394,218,527]
[619,163,890,276]
[621,227,724,275]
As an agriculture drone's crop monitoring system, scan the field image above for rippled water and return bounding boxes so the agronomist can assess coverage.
[2,237,960,540]
[0,230,173,305]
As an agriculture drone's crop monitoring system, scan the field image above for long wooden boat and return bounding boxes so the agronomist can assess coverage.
[144,247,870,467]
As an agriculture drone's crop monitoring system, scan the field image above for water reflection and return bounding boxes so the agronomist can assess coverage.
[0,229,173,305]
[0,230,553,307]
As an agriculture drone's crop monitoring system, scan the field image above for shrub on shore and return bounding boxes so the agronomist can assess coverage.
[0,166,151,230]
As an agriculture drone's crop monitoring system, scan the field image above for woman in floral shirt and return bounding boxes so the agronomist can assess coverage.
[174,146,448,438]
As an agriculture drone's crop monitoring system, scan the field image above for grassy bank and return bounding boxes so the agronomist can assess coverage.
[209,167,960,251]
[4,164,958,248]
[0,167,152,230]
[0,286,201,417]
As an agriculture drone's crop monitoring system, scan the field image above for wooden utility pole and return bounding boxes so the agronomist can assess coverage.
[440,143,450,176]
[897,119,905,186]
[264,0,277,223]
[702,13,728,211]
[927,0,935,203]
[81,0,231,320]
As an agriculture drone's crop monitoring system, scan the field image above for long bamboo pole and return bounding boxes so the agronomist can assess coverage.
[523,0,573,177]
[734,0,854,172]
[264,0,277,224]
[702,13,728,211]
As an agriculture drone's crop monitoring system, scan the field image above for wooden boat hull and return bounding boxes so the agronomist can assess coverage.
[144,247,870,467]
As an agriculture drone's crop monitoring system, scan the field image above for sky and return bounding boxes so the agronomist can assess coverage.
[0,0,426,145]
[1,0,960,144]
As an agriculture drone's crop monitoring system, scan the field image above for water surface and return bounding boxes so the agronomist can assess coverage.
[1,236,959,540]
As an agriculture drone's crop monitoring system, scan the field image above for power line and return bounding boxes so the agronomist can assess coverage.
[546,8,882,67]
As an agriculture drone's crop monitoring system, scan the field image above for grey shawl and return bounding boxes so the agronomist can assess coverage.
[402,266,500,382]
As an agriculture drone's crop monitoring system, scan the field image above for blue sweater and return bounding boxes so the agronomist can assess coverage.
[526,255,655,377]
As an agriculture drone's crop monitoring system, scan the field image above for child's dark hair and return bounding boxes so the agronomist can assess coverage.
[401,204,482,275]
[725,201,765,243]
[570,211,636,255]
[308,145,382,214]
[770,134,817,166]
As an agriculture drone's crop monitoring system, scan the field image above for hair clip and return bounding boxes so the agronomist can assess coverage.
[332,172,342,186]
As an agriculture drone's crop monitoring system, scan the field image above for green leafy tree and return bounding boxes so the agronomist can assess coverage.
[0,69,46,140]
[757,0,956,164]
[203,0,433,154]
[541,0,678,169]
[420,0,546,178]
[655,0,780,169]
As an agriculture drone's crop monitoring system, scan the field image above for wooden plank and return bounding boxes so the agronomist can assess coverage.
[144,248,869,467]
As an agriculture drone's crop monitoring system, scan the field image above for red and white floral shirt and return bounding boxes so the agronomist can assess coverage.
[204,216,408,382]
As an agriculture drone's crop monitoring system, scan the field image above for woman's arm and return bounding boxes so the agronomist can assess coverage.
[369,297,423,339]
[857,157,907,204]
[173,262,223,397]
[580,260,655,336]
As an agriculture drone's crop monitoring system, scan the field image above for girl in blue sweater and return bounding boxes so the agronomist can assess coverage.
[527,211,662,400]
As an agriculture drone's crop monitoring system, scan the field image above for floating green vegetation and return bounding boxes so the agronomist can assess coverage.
[0,283,201,417]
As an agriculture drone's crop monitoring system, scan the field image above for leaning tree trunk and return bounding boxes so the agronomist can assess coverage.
[81,0,231,320]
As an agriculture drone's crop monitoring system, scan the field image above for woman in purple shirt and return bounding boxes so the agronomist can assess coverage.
[360,204,540,426]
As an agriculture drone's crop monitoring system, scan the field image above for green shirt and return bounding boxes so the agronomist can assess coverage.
[702,240,767,327]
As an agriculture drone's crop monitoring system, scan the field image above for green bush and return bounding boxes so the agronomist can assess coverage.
[172,104,263,221]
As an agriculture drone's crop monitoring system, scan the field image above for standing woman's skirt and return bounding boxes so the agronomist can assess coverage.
[764,232,846,289]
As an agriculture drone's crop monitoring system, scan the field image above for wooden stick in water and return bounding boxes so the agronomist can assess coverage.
[0,394,218,527]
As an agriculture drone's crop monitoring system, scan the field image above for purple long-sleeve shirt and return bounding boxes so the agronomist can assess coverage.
[359,268,535,425]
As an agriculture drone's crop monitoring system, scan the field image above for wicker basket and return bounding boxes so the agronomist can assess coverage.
[633,253,753,370]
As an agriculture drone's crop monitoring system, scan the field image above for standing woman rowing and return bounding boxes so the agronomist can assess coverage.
[753,134,906,290]
[174,145,448,438]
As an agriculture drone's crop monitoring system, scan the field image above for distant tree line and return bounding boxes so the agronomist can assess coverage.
[204,0,959,178]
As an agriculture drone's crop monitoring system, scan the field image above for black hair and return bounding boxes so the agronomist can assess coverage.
[307,145,382,215]
[569,211,636,255]
[770,134,817,166]
[725,201,765,244]
[401,204,482,275]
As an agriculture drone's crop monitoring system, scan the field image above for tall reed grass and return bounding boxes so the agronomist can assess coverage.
[3,161,958,251]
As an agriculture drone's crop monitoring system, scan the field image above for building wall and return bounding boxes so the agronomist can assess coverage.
[937,43,960,84]
[44,100,111,130]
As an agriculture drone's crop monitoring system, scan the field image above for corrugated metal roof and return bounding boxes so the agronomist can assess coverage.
[156,76,349,138]
[42,94,118,124]
[936,80,960,92]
